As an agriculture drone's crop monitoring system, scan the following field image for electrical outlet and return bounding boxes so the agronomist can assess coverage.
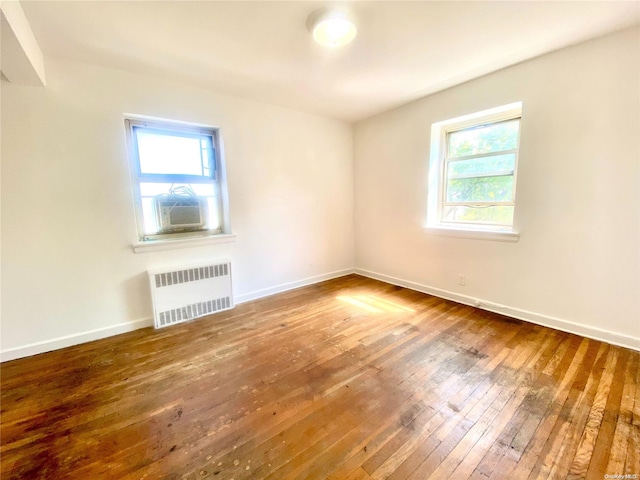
[458,274,466,286]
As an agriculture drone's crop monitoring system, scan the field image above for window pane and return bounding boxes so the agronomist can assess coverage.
[141,197,158,234]
[448,119,519,157]
[136,129,210,176]
[446,175,513,203]
[442,205,514,225]
[206,196,220,231]
[447,153,515,178]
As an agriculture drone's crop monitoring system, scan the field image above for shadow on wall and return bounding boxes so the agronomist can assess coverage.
[121,272,153,322]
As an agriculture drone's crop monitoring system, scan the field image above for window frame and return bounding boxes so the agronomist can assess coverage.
[125,117,229,243]
[427,102,522,240]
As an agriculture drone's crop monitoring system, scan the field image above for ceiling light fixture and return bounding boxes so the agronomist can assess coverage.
[307,8,357,48]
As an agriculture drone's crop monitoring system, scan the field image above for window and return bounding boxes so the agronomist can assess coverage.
[427,102,522,238]
[125,118,228,242]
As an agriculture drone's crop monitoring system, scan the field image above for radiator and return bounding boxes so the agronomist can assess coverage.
[148,260,234,328]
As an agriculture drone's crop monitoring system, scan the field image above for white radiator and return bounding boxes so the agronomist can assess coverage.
[148,260,234,328]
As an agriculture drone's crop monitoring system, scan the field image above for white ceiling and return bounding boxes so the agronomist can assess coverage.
[21,1,640,122]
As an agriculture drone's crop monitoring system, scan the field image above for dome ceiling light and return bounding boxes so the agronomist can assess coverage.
[307,8,357,48]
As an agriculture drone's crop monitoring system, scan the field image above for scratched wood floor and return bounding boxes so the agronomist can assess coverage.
[1,275,638,480]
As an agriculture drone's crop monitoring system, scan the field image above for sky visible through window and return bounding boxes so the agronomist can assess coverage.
[137,131,208,176]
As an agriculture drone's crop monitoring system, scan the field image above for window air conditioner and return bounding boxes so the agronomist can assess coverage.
[153,195,207,233]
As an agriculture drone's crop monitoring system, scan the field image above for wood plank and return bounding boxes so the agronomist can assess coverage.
[605,351,638,477]
[371,324,530,480]
[0,274,637,480]
[544,342,612,479]
[393,326,556,480]
[449,333,564,480]
[626,353,640,476]
[585,348,630,479]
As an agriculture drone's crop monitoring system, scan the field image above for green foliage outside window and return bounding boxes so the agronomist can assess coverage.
[448,120,519,157]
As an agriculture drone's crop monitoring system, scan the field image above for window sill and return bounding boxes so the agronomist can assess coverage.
[132,233,237,253]
[425,226,520,242]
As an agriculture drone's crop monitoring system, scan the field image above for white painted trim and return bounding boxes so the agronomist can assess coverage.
[0,317,154,363]
[0,268,354,362]
[234,268,355,304]
[9,266,632,362]
[354,268,640,352]
[133,233,237,253]
[0,1,46,86]
[438,102,523,133]
[425,226,520,242]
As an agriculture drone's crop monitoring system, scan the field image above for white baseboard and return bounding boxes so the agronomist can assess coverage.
[1,268,355,363]
[234,268,355,304]
[7,266,633,362]
[355,268,640,352]
[0,317,154,363]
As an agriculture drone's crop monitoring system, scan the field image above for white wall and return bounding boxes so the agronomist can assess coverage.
[353,27,640,350]
[3,27,639,361]
[1,57,354,358]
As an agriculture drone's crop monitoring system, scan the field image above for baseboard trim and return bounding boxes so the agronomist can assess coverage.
[234,268,355,304]
[6,267,634,362]
[0,317,155,363]
[355,268,640,352]
[1,268,355,363]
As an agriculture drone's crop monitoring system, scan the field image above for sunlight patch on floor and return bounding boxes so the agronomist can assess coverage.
[336,295,416,313]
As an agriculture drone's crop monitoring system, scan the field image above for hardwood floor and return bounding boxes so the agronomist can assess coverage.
[1,275,638,480]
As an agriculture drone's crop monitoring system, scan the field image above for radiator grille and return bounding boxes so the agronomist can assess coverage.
[149,260,233,329]
[154,263,229,288]
[157,296,232,327]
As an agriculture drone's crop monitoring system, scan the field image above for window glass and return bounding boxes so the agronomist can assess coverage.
[447,119,519,157]
[442,205,515,225]
[136,128,212,176]
[447,153,515,177]
[445,175,514,203]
